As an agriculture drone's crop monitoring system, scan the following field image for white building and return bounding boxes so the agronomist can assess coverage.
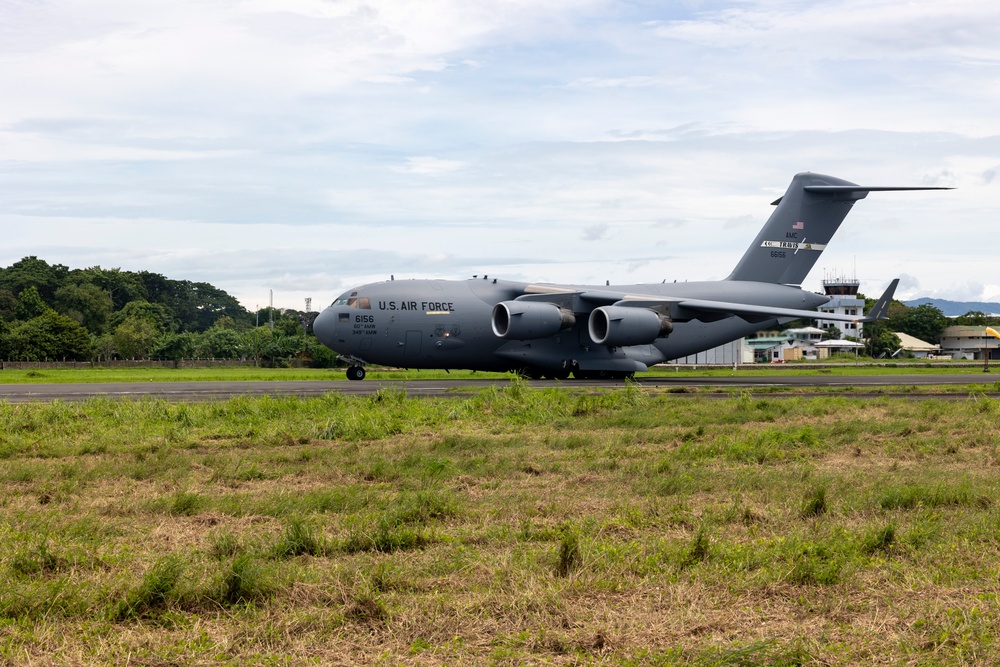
[816,275,864,339]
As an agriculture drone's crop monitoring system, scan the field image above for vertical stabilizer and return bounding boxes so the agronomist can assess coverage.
[726,173,863,285]
[726,173,949,285]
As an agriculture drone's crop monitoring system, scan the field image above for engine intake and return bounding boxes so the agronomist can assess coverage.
[492,301,576,340]
[588,306,673,346]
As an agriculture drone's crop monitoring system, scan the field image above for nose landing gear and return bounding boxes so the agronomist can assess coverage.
[346,365,366,381]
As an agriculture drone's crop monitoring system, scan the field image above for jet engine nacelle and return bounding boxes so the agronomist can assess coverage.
[588,306,673,346]
[492,301,576,340]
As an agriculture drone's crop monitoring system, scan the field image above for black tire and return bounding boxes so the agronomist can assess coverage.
[346,366,366,381]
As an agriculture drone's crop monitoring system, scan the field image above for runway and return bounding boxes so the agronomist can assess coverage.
[0,373,996,402]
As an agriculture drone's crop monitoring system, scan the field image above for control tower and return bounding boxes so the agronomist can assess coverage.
[816,271,865,338]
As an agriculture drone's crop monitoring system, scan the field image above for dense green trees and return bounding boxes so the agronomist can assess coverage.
[54,281,114,333]
[15,286,48,320]
[862,319,902,358]
[4,310,93,361]
[0,257,333,366]
[0,257,69,303]
[887,303,949,344]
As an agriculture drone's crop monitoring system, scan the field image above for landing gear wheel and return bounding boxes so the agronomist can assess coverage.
[346,365,366,381]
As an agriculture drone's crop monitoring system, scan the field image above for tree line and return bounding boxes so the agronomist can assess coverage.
[0,257,336,366]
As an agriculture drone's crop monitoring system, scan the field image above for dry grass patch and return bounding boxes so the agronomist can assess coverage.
[2,387,1000,664]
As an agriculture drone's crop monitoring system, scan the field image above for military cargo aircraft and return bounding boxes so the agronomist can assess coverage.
[313,172,948,380]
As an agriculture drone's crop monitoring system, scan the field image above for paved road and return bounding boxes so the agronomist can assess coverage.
[0,373,996,402]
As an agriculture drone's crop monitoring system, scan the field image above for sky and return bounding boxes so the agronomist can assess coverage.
[2,0,999,312]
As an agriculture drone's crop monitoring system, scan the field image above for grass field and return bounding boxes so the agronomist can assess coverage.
[0,361,995,385]
[2,380,1000,664]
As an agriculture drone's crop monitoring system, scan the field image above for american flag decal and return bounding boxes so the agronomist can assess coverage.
[792,221,804,230]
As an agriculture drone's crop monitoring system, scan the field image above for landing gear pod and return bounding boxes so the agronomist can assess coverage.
[588,306,672,346]
[492,301,576,340]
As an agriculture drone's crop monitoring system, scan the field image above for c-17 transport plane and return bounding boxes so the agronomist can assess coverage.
[313,172,949,380]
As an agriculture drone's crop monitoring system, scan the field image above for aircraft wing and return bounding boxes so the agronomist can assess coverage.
[620,297,863,324]
[518,279,899,324]
[616,278,899,324]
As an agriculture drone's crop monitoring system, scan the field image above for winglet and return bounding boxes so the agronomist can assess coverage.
[861,278,899,322]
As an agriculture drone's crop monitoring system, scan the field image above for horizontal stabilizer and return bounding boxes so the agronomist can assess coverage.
[804,185,953,195]
[773,185,952,205]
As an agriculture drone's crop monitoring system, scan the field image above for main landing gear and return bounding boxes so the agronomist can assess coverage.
[346,365,366,381]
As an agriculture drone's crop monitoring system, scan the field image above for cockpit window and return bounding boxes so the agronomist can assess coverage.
[331,295,371,309]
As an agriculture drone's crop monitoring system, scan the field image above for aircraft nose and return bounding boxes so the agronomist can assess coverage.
[313,307,340,350]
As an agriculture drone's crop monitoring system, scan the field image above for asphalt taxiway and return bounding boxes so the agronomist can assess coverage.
[0,373,995,402]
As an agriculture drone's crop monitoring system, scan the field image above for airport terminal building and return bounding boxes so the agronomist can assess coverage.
[939,326,1000,361]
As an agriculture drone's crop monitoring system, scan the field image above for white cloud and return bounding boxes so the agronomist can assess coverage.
[650,1,1000,62]
[563,75,660,89]
[392,156,468,175]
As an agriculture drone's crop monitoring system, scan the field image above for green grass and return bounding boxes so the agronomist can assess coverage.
[0,361,996,385]
[2,383,1000,663]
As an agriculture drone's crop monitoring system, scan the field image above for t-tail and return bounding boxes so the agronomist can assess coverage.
[726,172,950,285]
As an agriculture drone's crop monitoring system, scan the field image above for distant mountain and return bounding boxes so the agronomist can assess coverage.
[903,298,1000,317]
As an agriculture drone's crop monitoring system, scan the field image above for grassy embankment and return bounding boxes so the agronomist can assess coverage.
[2,381,1000,664]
